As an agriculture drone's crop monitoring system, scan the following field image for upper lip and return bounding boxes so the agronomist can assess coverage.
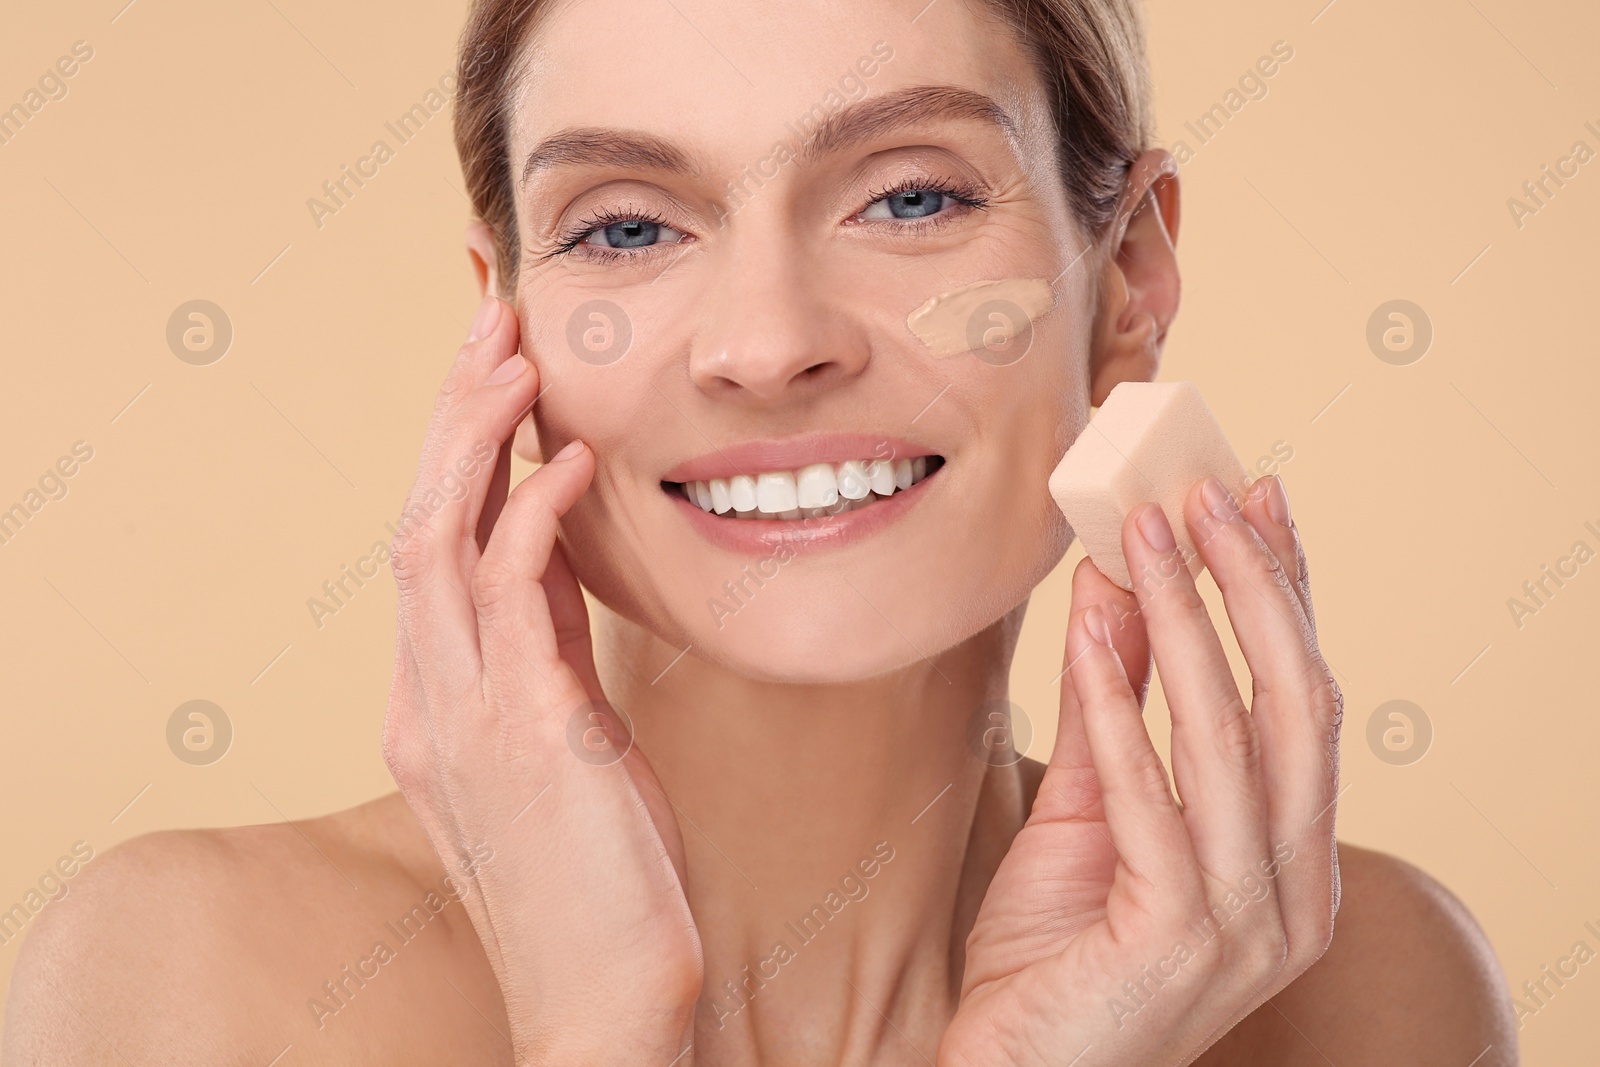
[661,433,941,483]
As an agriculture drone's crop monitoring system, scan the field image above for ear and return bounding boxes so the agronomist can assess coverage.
[465,219,503,299]
[511,412,542,464]
[1086,148,1182,408]
[467,220,543,462]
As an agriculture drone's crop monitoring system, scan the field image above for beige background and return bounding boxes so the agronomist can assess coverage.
[2,0,1596,1059]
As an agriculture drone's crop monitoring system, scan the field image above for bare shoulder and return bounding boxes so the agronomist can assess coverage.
[1203,841,1519,1065]
[1,793,507,1067]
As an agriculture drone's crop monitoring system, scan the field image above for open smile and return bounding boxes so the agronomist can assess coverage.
[659,434,946,551]
[664,455,945,520]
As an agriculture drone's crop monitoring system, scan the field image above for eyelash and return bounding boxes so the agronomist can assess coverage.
[546,176,990,264]
[546,206,680,263]
[856,175,991,226]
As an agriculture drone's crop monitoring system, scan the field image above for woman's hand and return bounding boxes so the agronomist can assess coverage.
[943,475,1343,1066]
[381,297,702,1066]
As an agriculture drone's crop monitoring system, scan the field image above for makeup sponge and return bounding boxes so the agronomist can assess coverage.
[1049,381,1248,591]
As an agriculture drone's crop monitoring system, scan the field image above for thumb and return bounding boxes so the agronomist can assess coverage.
[1048,555,1152,779]
[1069,553,1151,705]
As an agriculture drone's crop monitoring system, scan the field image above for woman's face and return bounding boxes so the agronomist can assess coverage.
[503,0,1099,682]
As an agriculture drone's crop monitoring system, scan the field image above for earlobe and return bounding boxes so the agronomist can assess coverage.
[1087,269,1161,408]
[464,219,503,300]
[512,413,543,465]
[1085,149,1183,407]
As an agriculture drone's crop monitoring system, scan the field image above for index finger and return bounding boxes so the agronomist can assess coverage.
[1035,555,1152,826]
[391,297,537,662]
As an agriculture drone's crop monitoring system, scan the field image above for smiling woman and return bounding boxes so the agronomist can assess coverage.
[2,1,1519,1065]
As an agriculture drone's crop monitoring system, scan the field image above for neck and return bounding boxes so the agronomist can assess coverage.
[593,603,1036,1064]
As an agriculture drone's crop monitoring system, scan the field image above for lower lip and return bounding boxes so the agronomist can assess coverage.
[667,470,940,555]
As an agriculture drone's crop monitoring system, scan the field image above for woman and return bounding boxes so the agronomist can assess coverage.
[4,0,1516,1063]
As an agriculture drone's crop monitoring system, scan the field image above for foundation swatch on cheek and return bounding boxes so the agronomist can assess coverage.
[905,278,1055,359]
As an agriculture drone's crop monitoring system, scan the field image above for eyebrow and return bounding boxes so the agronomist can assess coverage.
[518,85,1018,187]
[520,129,698,186]
[796,85,1018,167]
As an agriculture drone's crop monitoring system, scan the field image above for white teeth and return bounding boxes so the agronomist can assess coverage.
[756,471,799,513]
[679,455,939,519]
[709,477,733,513]
[865,459,896,497]
[795,463,839,508]
[837,460,871,500]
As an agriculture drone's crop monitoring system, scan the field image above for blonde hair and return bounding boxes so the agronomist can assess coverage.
[453,0,1153,288]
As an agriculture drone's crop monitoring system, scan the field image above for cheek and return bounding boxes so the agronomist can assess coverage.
[524,374,632,458]
[516,293,663,450]
[936,309,1087,554]
[941,304,1088,458]
[515,304,674,632]
[522,283,611,363]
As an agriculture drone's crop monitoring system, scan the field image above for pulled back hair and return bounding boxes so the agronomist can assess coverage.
[453,0,1153,290]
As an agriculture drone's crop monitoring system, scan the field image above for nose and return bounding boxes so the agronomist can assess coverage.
[689,236,870,402]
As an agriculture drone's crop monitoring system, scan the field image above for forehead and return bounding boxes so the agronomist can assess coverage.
[505,0,1051,177]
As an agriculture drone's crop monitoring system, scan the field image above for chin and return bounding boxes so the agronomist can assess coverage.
[570,494,1073,687]
[691,594,949,685]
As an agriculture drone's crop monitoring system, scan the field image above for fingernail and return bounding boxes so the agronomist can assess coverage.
[1201,476,1241,524]
[468,296,500,342]
[548,439,584,463]
[485,354,526,385]
[1265,475,1293,528]
[1084,605,1113,647]
[1135,503,1177,553]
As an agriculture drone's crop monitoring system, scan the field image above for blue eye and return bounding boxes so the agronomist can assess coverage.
[858,181,986,223]
[883,189,945,219]
[552,210,688,260]
[597,219,663,248]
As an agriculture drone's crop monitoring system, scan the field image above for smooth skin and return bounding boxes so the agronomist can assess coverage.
[3,0,1517,1061]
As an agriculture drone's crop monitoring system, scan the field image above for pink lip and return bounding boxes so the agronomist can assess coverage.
[660,433,939,484]
[668,466,939,555]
